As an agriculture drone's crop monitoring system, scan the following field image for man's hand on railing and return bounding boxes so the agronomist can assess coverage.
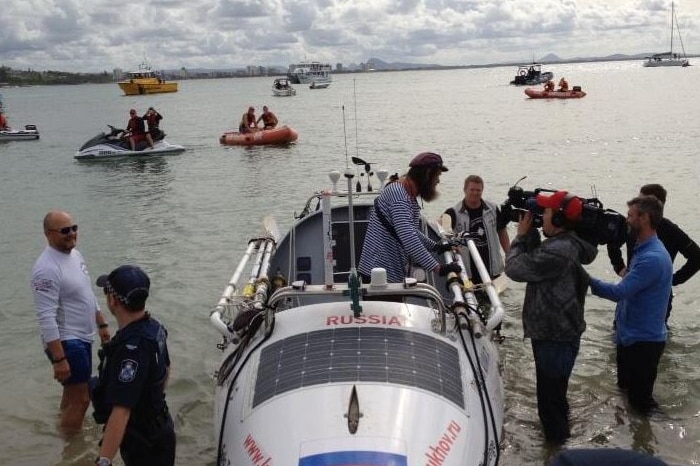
[439,262,462,276]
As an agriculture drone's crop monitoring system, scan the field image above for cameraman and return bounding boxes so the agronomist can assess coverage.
[504,190,598,444]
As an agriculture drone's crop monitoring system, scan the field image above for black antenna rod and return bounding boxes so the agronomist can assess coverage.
[342,105,349,168]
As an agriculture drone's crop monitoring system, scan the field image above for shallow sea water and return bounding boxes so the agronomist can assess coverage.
[1,61,699,465]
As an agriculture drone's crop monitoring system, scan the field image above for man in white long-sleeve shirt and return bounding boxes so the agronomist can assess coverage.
[31,210,111,435]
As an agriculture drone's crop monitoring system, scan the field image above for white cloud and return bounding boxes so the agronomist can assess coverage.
[0,0,697,71]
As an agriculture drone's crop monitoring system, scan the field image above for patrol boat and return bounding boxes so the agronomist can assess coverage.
[210,159,505,465]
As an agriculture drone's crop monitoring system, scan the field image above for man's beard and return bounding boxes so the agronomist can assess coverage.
[628,223,640,238]
[419,185,439,202]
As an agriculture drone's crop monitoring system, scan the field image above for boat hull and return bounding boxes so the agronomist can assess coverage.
[0,126,40,141]
[74,140,186,160]
[524,88,586,99]
[214,303,503,466]
[643,59,689,67]
[272,88,296,96]
[511,71,554,86]
[297,75,331,85]
[219,125,298,146]
[117,79,178,96]
[309,82,330,89]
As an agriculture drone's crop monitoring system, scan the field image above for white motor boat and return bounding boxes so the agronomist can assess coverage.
[0,124,40,141]
[210,159,505,465]
[74,125,186,160]
[287,61,332,85]
[272,78,296,97]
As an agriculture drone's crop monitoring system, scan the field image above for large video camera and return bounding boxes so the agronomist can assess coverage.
[502,184,627,246]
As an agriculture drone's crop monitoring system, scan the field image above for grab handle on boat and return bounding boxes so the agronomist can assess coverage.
[463,239,505,332]
[214,239,259,310]
[440,248,484,338]
[210,309,232,337]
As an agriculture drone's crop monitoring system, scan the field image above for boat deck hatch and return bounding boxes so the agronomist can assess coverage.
[252,327,463,408]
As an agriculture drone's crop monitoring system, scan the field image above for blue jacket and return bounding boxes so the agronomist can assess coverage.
[591,234,672,346]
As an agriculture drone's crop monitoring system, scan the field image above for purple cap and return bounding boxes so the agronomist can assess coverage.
[409,152,448,172]
[96,265,150,308]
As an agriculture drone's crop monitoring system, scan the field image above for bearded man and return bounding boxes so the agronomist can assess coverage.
[358,151,461,283]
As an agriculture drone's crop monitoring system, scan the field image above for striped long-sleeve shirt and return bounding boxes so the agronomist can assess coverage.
[358,181,439,282]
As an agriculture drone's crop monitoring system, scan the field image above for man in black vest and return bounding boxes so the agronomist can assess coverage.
[443,175,510,285]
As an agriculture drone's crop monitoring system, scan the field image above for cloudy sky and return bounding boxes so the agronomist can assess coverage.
[1,0,698,72]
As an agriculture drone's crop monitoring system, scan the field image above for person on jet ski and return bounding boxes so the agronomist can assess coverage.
[142,107,163,142]
[124,109,153,151]
[0,110,9,130]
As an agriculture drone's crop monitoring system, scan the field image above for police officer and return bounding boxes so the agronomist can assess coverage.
[91,265,175,466]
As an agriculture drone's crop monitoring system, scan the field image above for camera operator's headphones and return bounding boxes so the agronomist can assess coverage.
[552,193,576,228]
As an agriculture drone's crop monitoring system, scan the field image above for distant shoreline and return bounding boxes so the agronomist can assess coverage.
[1,54,696,86]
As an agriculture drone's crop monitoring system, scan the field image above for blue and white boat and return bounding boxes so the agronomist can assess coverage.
[210,161,505,465]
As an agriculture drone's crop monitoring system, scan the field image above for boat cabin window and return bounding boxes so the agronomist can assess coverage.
[331,220,368,282]
[296,257,312,284]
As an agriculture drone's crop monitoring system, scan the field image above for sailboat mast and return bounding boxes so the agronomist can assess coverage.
[670,2,674,54]
[675,3,688,58]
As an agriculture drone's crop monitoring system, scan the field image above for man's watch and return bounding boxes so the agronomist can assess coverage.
[94,457,111,466]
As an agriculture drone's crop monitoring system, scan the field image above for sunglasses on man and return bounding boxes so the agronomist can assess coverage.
[49,224,78,235]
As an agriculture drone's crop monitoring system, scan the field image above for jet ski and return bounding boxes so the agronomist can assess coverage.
[74,125,186,160]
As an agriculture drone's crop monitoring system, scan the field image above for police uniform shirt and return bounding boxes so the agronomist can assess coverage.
[103,315,169,414]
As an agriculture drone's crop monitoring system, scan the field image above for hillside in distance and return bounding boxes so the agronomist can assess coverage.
[355,52,660,71]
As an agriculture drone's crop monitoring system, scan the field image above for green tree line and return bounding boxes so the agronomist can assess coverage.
[0,66,113,85]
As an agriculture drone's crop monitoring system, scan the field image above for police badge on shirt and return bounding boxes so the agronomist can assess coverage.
[118,359,139,382]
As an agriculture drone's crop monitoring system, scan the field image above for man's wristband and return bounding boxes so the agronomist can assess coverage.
[95,457,112,466]
[98,323,109,329]
[52,356,67,364]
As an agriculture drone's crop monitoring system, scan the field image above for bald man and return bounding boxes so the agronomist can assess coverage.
[31,210,110,435]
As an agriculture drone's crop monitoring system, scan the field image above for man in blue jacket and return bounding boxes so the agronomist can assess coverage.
[591,195,672,413]
[607,184,700,324]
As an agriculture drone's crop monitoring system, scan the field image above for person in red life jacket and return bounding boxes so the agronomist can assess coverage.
[238,107,258,134]
[124,109,152,151]
[0,110,9,130]
[256,106,278,130]
[558,77,569,92]
[142,107,162,144]
[544,79,555,92]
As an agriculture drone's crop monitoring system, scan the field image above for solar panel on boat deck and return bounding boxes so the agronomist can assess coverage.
[252,327,464,408]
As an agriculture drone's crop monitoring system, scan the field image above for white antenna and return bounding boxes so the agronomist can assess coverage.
[353,79,359,161]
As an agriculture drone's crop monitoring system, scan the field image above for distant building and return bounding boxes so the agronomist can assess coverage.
[336,63,343,71]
